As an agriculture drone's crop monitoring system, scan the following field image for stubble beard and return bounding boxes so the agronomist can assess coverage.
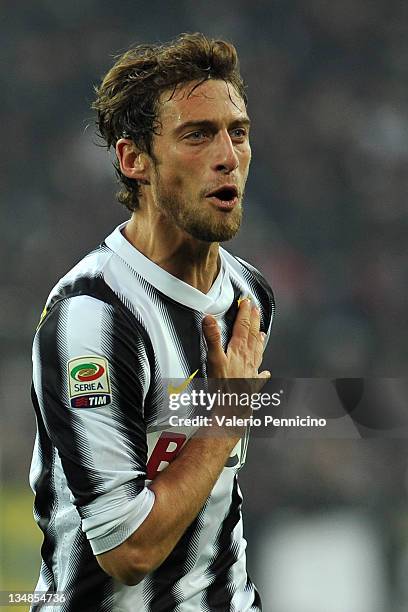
[154,178,244,243]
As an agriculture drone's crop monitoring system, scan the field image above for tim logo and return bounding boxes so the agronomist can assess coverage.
[70,394,111,408]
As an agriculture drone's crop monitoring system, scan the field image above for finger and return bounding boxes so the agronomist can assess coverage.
[253,369,271,393]
[247,305,261,354]
[202,315,224,364]
[229,298,251,348]
[254,331,266,370]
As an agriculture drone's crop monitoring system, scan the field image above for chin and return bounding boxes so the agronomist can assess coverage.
[184,208,242,243]
[187,220,241,243]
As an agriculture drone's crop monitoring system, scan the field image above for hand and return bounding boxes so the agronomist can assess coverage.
[202,298,271,381]
[201,299,270,434]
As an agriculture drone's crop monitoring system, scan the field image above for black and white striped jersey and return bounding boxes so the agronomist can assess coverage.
[30,222,275,612]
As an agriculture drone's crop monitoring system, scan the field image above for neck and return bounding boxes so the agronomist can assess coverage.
[123,212,220,294]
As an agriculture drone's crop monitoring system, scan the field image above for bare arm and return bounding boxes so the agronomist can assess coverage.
[96,299,270,585]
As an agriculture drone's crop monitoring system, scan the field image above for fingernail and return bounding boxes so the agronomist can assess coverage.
[238,295,251,307]
[260,332,266,342]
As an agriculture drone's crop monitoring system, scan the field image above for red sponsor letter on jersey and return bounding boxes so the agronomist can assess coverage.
[147,432,187,480]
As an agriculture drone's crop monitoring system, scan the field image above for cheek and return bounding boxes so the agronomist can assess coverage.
[173,175,184,190]
[245,144,252,163]
[160,172,191,200]
[165,165,195,191]
[240,150,251,175]
[238,143,251,164]
[156,162,184,191]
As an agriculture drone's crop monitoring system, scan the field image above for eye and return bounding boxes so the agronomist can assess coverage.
[185,130,207,141]
[230,128,248,140]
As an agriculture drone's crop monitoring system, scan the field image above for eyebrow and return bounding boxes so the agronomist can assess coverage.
[173,117,251,136]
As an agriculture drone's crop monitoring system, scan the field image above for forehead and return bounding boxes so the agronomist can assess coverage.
[158,79,248,130]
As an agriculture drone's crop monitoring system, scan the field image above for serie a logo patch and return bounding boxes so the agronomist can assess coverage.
[67,355,111,408]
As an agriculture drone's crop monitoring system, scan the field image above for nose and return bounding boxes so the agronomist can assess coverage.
[212,130,239,174]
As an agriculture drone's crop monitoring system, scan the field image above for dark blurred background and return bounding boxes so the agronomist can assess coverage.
[1,1,408,610]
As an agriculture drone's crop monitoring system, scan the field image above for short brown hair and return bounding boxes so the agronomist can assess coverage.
[92,32,247,212]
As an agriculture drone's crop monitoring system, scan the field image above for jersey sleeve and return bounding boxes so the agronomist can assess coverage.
[32,294,155,555]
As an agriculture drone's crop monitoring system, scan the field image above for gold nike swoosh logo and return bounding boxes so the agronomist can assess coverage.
[168,369,199,395]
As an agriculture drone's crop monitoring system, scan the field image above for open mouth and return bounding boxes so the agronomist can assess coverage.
[206,185,239,209]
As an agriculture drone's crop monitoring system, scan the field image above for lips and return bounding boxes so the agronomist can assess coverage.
[205,185,239,210]
[206,185,238,200]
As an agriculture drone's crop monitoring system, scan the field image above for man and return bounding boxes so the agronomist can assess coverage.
[30,33,275,611]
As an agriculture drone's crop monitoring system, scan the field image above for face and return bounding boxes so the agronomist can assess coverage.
[149,79,251,242]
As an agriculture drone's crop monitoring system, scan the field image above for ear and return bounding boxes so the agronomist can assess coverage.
[115,138,151,184]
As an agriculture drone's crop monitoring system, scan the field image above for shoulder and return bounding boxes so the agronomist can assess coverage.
[40,242,113,310]
[39,239,140,325]
[33,293,154,402]
[36,243,150,349]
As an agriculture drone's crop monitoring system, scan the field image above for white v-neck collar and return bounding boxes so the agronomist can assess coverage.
[105,222,234,315]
